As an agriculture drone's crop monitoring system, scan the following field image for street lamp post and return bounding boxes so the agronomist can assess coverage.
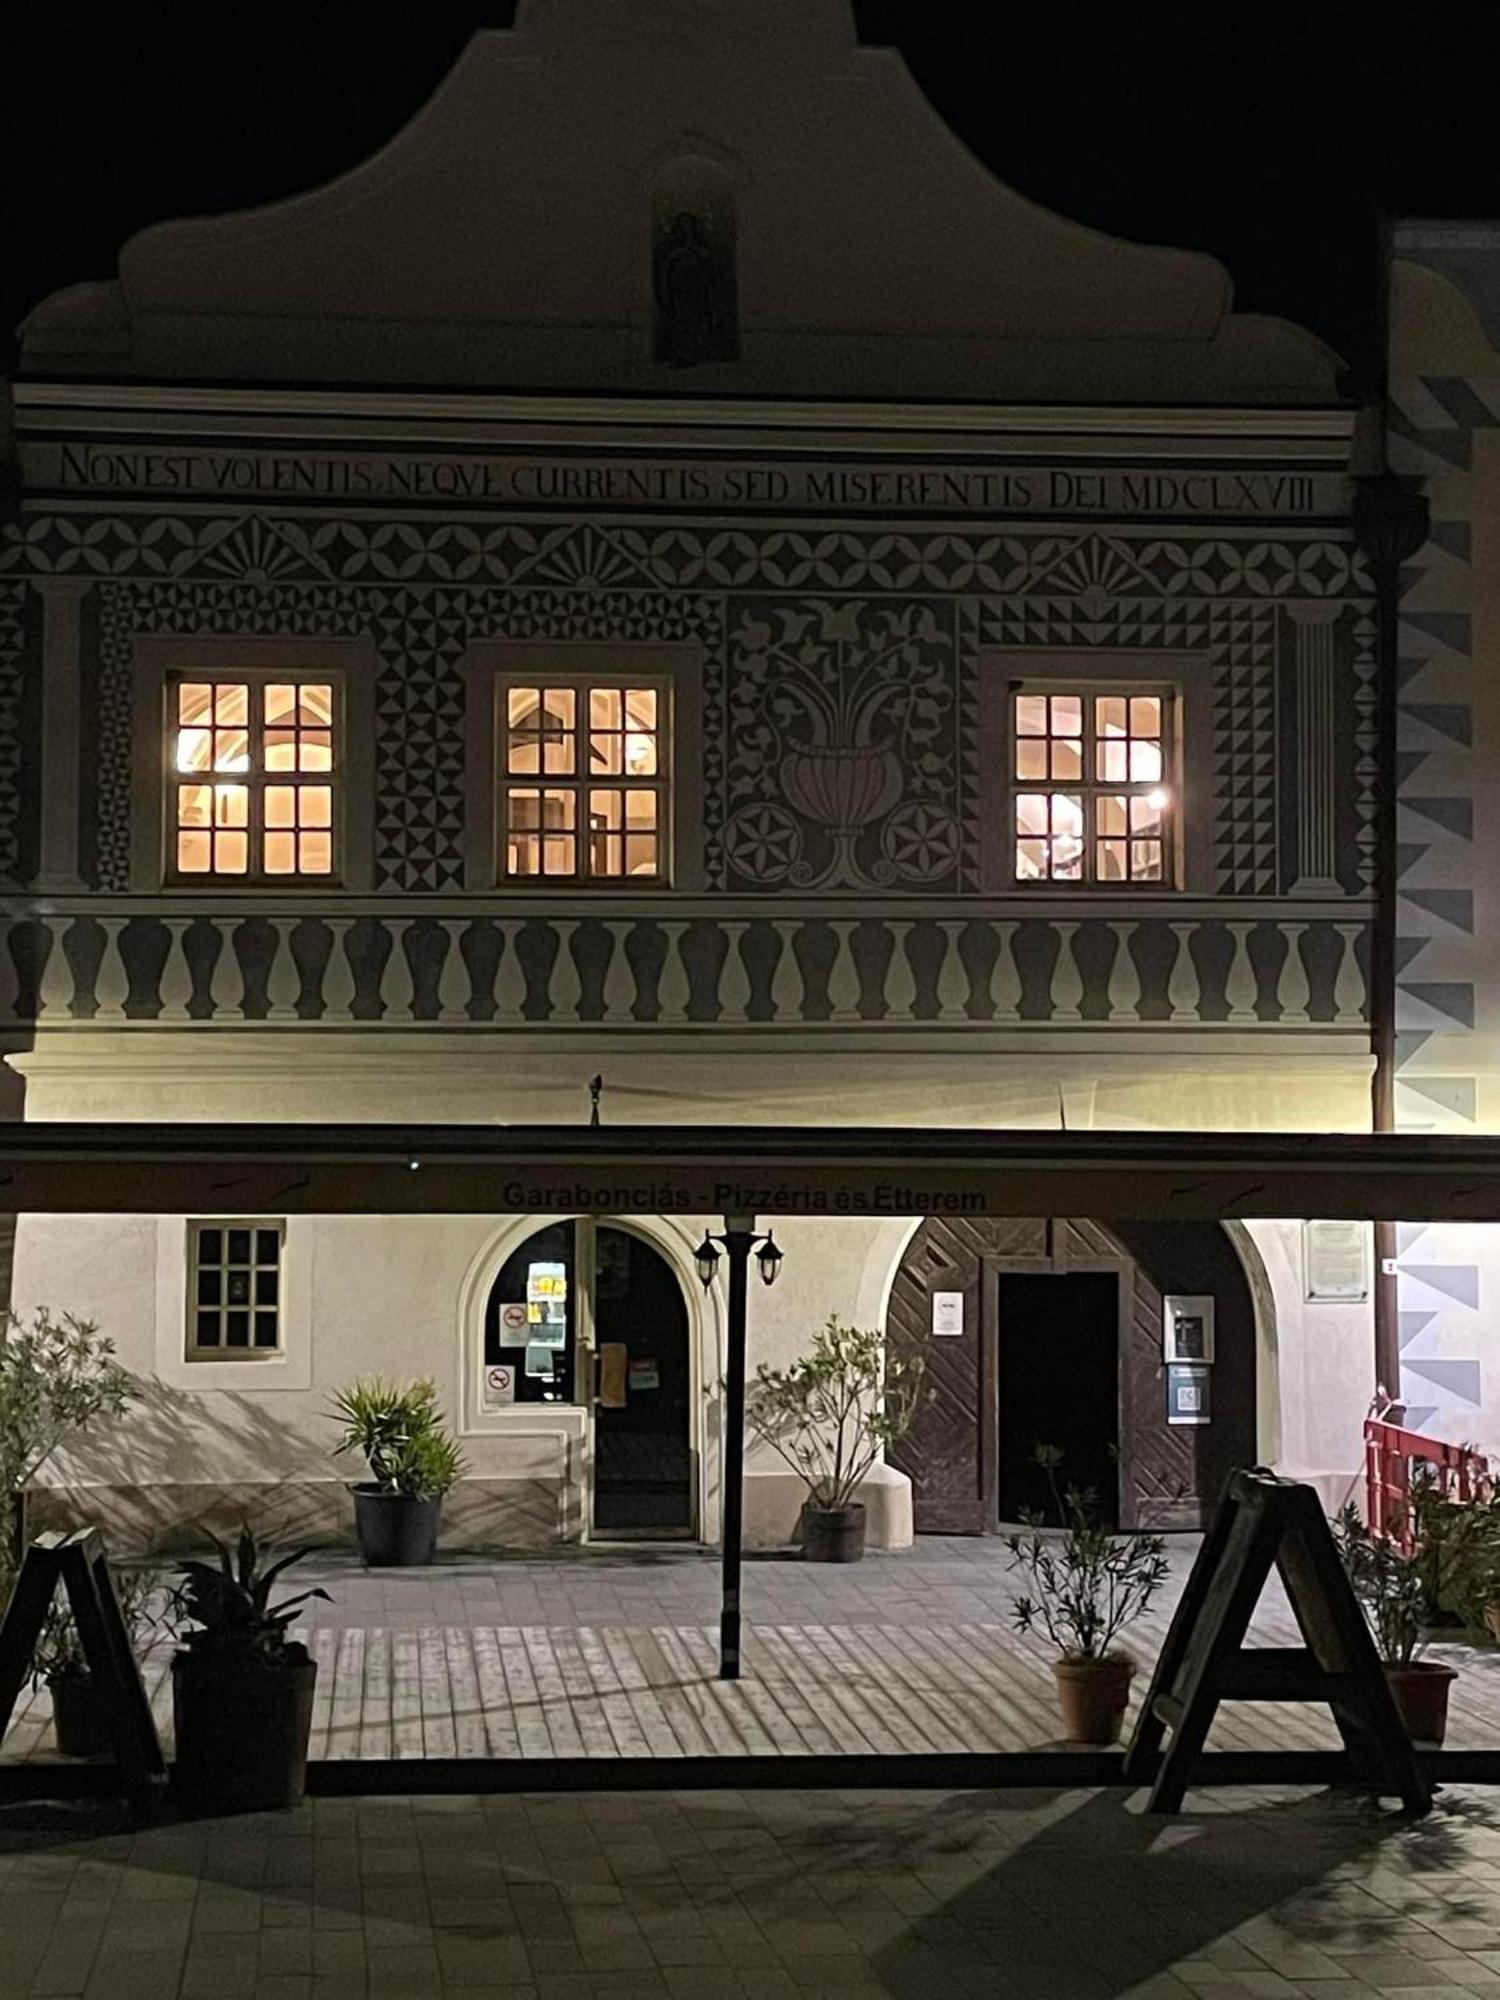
[695,1214,782,1679]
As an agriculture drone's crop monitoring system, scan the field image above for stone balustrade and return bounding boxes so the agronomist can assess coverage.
[0,902,1371,1031]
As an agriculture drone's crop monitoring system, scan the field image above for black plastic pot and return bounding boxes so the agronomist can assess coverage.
[172,1645,316,1813]
[801,1501,867,1563]
[352,1486,443,1567]
[50,1673,110,1758]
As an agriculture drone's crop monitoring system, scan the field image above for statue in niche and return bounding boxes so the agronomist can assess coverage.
[653,205,738,367]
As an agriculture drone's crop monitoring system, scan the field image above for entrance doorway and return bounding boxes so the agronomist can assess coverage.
[997,1272,1119,1527]
[484,1221,695,1537]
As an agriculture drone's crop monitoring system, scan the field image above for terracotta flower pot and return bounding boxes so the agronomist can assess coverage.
[1053,1656,1134,1746]
[1385,1660,1457,1746]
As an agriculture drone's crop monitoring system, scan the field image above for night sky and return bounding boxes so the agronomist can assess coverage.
[4,3,1499,391]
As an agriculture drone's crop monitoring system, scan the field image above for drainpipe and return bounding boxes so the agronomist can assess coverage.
[1352,463,1429,1418]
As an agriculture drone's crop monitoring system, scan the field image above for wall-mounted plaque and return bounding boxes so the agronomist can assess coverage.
[1167,1364,1212,1427]
[1163,1294,1215,1364]
[1303,1219,1369,1302]
[482,1362,516,1407]
[497,1302,529,1347]
[931,1290,964,1338]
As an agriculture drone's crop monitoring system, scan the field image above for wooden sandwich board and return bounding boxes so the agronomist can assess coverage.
[1123,1470,1431,1815]
[0,1529,165,1808]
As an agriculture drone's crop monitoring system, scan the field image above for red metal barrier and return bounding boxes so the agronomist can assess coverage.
[1364,1409,1491,1551]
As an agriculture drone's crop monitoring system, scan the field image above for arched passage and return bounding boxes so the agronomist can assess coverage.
[887,1216,1262,1533]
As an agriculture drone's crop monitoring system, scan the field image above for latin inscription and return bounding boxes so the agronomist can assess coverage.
[41,443,1341,519]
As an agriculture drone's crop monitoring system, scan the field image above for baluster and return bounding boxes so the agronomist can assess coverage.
[1225,921,1259,1025]
[1167,923,1201,1024]
[266,919,302,1023]
[937,921,970,1023]
[987,921,1021,1022]
[548,920,582,1023]
[1106,921,1141,1024]
[437,921,471,1024]
[770,921,804,1025]
[93,918,130,1023]
[602,922,638,1025]
[494,921,529,1024]
[1276,922,1311,1024]
[882,921,917,1023]
[210,919,245,1022]
[718,922,752,1025]
[1334,923,1367,1026]
[657,921,692,1025]
[0,918,18,1025]
[37,918,75,1023]
[827,921,862,1024]
[379,919,415,1023]
[322,919,357,1024]
[158,919,194,1022]
[1049,921,1083,1023]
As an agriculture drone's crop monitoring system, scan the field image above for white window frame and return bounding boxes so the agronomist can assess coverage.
[185,1217,286,1362]
[1008,679,1181,890]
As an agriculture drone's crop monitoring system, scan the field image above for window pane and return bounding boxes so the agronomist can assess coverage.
[508,733,539,775]
[590,732,622,775]
[1098,739,1128,782]
[215,684,249,726]
[1133,840,1163,880]
[265,729,297,772]
[1016,794,1050,837]
[301,787,332,829]
[1050,695,1082,736]
[199,1229,222,1262]
[625,790,656,828]
[179,683,213,725]
[177,830,211,872]
[1131,794,1164,836]
[299,685,333,727]
[1097,840,1128,881]
[508,687,539,728]
[227,1269,251,1306]
[228,1229,251,1264]
[254,1314,278,1349]
[176,727,213,773]
[266,786,295,829]
[265,832,296,874]
[226,1313,250,1348]
[214,785,248,828]
[1016,838,1047,880]
[1098,795,1128,836]
[178,783,212,827]
[542,835,576,874]
[590,687,622,730]
[196,1268,221,1306]
[1097,696,1127,737]
[196,1312,221,1348]
[1016,739,1047,779]
[1050,739,1082,780]
[265,684,296,724]
[625,688,657,729]
[299,730,333,772]
[625,835,658,875]
[1053,841,1084,881]
[256,1229,279,1262]
[590,791,623,832]
[1130,741,1163,781]
[1131,696,1161,738]
[542,729,574,775]
[543,687,576,729]
[213,728,250,773]
[509,834,540,875]
[255,1267,279,1305]
[215,830,248,874]
[299,831,333,874]
[1015,694,1047,736]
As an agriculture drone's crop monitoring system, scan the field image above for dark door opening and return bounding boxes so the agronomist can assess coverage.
[997,1272,1119,1527]
[591,1226,694,1536]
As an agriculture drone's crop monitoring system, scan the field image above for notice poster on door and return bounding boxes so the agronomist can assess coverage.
[629,1357,660,1391]
[482,1362,516,1407]
[496,1302,529,1347]
[1163,1294,1215,1364]
[525,1341,558,1378]
[1167,1363,1211,1426]
[526,1260,568,1348]
[931,1291,964,1338]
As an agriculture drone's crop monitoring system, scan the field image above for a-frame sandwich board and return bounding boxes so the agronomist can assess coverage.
[1123,1470,1431,1815]
[0,1529,166,1808]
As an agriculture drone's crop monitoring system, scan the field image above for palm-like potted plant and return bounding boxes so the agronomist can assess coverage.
[329,1377,465,1567]
[743,1316,925,1563]
[1334,1499,1457,1744]
[1006,1447,1171,1745]
[29,1562,166,1758]
[170,1527,329,1812]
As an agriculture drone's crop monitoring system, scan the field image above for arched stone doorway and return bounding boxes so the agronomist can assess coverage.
[887,1217,1260,1533]
[484,1220,696,1536]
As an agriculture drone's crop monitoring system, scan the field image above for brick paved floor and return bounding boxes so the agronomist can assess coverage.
[5,1782,1500,1997]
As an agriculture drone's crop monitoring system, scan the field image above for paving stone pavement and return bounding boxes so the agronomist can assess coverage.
[5,1782,1500,1998]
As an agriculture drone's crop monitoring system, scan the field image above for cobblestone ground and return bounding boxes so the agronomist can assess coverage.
[4,1783,1500,1998]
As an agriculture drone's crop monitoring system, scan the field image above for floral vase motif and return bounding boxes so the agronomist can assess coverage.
[779,744,903,886]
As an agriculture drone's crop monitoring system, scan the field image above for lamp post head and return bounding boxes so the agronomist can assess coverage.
[756,1233,784,1287]
[694,1232,720,1289]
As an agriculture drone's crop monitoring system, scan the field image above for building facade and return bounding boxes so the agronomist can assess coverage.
[0,0,1413,1549]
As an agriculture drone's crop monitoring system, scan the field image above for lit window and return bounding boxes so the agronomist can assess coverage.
[502,682,664,881]
[1013,689,1173,885]
[171,679,336,879]
[187,1221,284,1358]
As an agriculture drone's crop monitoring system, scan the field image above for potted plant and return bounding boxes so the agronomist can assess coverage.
[1334,1500,1458,1744]
[329,1376,465,1567]
[1005,1447,1171,1745]
[29,1562,167,1758]
[170,1526,329,1812]
[0,1309,137,1564]
[743,1316,925,1563]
